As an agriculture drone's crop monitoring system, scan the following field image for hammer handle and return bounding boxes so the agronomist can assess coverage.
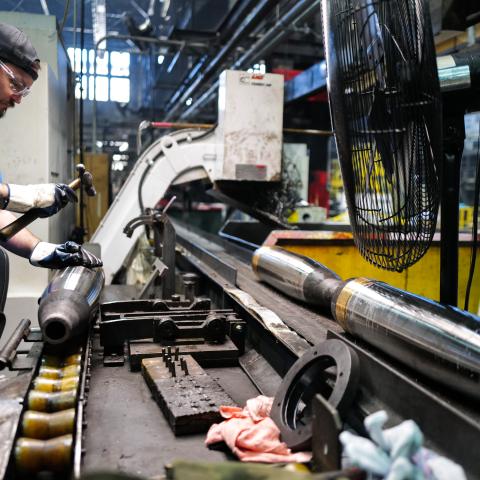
[0,178,81,242]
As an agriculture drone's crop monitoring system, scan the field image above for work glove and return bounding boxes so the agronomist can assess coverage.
[5,183,77,217]
[30,241,102,269]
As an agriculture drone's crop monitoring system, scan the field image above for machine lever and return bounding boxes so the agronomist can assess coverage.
[0,163,96,241]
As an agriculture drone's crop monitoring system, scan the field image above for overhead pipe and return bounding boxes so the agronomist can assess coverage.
[179,0,320,120]
[164,0,263,110]
[163,0,281,120]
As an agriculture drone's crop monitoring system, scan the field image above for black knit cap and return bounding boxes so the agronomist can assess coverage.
[0,22,39,80]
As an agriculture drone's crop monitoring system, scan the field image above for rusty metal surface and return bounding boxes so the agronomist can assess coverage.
[142,355,235,435]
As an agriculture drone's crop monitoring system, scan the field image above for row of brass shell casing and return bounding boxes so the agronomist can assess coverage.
[14,351,83,476]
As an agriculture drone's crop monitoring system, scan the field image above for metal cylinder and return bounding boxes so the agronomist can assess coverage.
[22,409,76,439]
[332,278,480,399]
[33,376,79,393]
[252,246,341,307]
[15,434,73,474]
[27,389,77,413]
[183,272,199,302]
[38,266,104,344]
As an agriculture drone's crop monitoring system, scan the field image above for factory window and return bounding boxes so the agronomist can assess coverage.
[68,48,130,103]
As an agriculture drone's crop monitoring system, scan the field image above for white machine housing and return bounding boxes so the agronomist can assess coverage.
[214,70,284,181]
[92,70,284,284]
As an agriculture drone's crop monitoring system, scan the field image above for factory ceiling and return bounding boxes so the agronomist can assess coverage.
[1,0,324,121]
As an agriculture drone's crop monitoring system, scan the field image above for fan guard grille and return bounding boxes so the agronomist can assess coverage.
[324,0,442,271]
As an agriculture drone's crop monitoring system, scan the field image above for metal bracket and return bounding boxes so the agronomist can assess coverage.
[123,201,177,300]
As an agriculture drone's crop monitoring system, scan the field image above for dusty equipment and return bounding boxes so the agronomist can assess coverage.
[91,70,284,284]
[0,163,96,242]
[252,246,480,400]
[38,266,104,345]
[322,0,442,272]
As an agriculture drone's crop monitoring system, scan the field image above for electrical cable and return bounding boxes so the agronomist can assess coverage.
[464,122,480,311]
[137,125,217,213]
[59,0,71,35]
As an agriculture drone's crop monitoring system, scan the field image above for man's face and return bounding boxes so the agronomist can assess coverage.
[0,62,34,118]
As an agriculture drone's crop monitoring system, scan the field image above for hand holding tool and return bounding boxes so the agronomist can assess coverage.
[0,164,96,241]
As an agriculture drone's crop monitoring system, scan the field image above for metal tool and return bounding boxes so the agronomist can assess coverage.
[0,163,96,242]
[270,339,359,451]
[38,266,104,345]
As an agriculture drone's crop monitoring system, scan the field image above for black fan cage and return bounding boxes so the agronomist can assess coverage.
[324,0,442,271]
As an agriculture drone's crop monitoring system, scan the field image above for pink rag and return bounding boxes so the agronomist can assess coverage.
[205,395,312,463]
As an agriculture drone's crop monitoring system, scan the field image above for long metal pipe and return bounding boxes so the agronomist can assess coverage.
[179,0,320,120]
[164,0,281,120]
[252,246,480,400]
[38,267,104,345]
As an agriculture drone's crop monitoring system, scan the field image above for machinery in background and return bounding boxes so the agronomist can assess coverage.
[92,70,284,284]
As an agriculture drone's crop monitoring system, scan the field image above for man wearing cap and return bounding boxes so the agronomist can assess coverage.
[0,22,101,269]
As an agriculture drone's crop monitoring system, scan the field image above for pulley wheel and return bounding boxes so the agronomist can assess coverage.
[270,339,359,451]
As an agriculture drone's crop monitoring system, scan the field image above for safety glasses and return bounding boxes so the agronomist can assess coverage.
[0,60,30,98]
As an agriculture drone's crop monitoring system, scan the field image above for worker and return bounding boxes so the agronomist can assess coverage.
[0,22,101,269]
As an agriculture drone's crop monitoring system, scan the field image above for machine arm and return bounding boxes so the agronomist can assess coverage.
[91,129,218,284]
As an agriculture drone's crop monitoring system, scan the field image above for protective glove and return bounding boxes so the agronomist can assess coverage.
[30,241,102,269]
[6,183,77,217]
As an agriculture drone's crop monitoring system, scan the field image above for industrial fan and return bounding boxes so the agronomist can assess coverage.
[322,0,443,272]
